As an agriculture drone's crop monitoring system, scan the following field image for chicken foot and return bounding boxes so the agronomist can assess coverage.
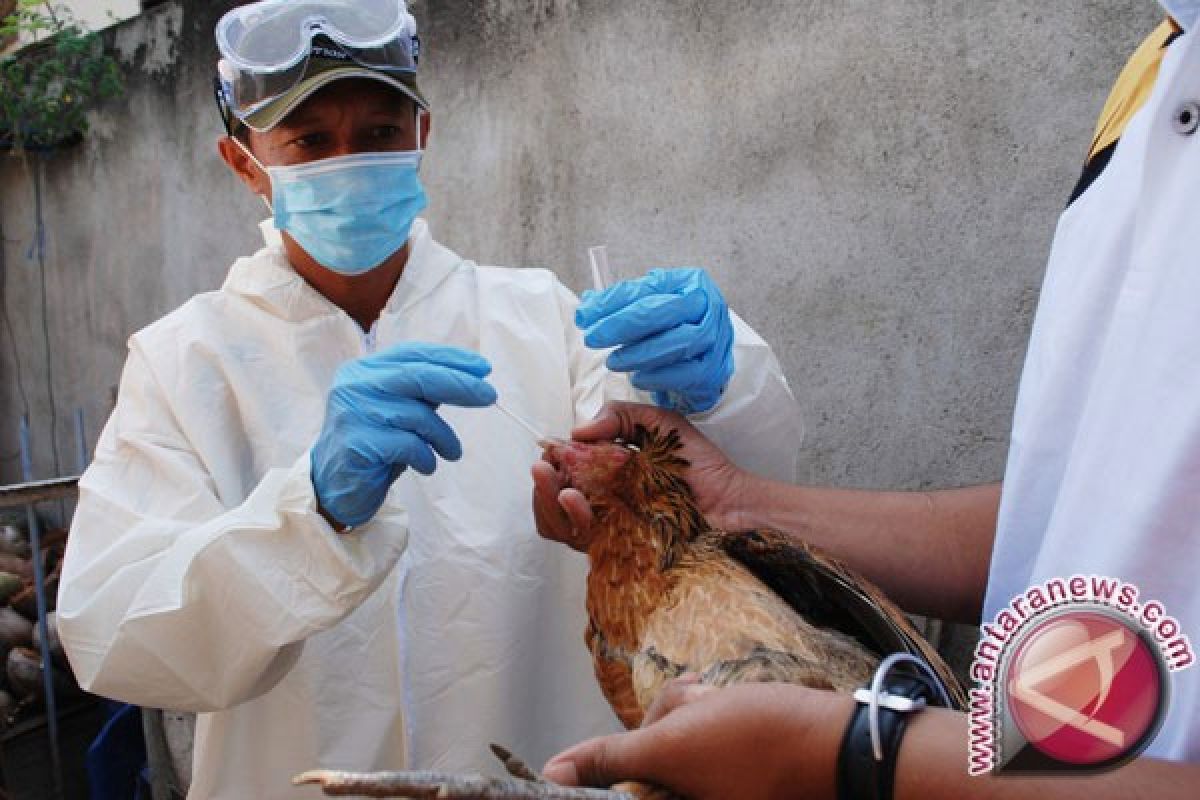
[293,743,642,799]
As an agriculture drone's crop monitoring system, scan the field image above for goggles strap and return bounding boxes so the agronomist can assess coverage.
[214,75,234,137]
[232,138,274,212]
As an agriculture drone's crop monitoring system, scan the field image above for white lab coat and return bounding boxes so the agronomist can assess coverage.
[986,23,1200,761]
[58,219,802,798]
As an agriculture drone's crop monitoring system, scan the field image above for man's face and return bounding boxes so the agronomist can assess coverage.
[247,77,423,168]
[215,76,430,274]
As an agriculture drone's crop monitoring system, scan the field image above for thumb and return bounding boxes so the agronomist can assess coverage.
[570,403,624,443]
[572,401,686,443]
[542,732,647,789]
[557,487,594,531]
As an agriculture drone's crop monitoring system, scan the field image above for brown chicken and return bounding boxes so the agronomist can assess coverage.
[296,424,964,799]
[541,424,965,729]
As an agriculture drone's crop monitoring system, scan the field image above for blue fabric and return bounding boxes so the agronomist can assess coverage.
[87,702,147,800]
[1161,1,1199,28]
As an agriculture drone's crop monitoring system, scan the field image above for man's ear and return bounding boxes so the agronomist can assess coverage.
[419,111,431,149]
[217,135,270,198]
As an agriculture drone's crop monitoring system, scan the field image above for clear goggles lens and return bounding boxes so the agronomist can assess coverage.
[216,0,420,122]
[217,0,415,71]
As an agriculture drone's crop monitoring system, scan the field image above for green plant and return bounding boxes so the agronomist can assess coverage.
[0,0,123,152]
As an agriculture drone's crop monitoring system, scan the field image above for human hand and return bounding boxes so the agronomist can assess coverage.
[312,343,497,528]
[576,268,734,415]
[543,679,852,800]
[531,458,593,553]
[532,402,752,551]
[576,402,751,532]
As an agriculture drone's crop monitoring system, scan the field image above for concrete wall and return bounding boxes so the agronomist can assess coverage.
[1,0,140,56]
[0,0,1162,499]
[65,0,140,33]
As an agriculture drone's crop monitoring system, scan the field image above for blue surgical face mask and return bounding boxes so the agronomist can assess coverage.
[1161,0,1200,28]
[237,142,428,275]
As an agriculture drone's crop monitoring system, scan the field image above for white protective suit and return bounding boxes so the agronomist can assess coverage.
[58,219,802,799]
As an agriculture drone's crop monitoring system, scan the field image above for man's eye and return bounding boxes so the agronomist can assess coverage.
[371,125,402,139]
[291,132,328,148]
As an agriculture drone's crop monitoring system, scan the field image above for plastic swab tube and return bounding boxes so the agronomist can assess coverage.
[588,245,613,291]
[587,244,691,412]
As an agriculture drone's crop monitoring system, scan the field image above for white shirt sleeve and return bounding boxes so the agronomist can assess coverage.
[56,340,409,712]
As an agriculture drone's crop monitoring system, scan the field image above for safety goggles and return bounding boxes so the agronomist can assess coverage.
[215,0,420,124]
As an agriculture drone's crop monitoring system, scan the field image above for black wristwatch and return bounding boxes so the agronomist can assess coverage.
[836,655,949,800]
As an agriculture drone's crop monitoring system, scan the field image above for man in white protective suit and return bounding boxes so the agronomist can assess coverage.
[54,1,802,797]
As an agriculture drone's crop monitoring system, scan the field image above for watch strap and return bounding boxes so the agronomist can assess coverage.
[836,674,935,800]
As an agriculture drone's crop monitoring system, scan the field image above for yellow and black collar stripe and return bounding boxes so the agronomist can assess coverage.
[1068,18,1183,206]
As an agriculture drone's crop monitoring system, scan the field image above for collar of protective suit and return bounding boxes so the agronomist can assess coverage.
[222,218,458,323]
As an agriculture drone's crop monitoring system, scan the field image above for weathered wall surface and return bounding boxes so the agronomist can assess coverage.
[0,0,141,56]
[0,1,1161,499]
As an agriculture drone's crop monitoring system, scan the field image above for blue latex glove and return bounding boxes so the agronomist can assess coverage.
[312,343,497,528]
[576,267,734,414]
